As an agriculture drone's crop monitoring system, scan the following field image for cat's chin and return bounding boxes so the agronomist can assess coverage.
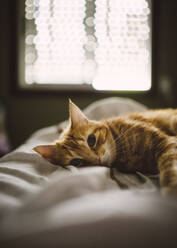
[101,162,112,168]
[100,155,113,168]
[99,143,116,167]
[99,164,111,168]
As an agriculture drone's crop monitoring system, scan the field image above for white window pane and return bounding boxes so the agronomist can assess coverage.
[25,0,86,84]
[94,0,151,91]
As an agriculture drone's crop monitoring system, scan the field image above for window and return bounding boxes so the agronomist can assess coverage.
[21,0,152,91]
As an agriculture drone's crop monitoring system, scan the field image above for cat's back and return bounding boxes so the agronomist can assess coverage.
[125,108,177,136]
[103,108,177,136]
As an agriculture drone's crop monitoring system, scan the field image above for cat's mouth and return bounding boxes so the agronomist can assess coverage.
[99,153,113,167]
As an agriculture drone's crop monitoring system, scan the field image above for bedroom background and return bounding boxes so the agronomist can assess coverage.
[0,0,177,151]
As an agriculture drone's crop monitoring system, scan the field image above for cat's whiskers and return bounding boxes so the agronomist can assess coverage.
[108,125,137,154]
[109,125,168,159]
[108,129,150,162]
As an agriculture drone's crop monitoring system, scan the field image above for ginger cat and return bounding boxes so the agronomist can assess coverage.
[34,100,177,196]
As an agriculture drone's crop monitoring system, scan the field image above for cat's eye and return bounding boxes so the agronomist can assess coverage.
[69,158,82,166]
[87,134,96,148]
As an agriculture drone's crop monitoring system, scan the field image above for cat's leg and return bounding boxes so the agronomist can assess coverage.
[158,137,177,196]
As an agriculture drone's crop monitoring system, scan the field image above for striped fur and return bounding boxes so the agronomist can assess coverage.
[34,101,177,196]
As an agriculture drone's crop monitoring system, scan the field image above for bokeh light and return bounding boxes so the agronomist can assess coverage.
[25,0,151,91]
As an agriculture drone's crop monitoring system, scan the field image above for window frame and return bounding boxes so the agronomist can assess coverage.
[10,0,155,96]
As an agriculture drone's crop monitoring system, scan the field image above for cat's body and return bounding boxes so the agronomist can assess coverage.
[105,109,177,173]
[34,100,177,196]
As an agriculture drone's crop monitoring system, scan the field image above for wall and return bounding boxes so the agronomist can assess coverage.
[0,0,177,149]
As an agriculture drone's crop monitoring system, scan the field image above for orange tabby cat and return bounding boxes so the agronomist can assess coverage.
[34,100,177,196]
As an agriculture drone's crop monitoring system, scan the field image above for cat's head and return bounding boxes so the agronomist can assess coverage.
[33,100,116,168]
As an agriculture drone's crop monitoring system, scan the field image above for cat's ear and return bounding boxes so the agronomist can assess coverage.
[33,145,56,162]
[69,99,88,128]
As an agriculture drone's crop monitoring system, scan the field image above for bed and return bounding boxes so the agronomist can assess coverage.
[0,97,177,248]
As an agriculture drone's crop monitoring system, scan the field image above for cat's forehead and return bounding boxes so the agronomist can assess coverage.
[55,139,84,165]
[56,125,92,153]
[56,132,83,153]
[57,120,103,151]
[54,142,73,164]
[66,121,96,137]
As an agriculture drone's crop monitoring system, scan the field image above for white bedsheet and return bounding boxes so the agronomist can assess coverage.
[0,97,177,248]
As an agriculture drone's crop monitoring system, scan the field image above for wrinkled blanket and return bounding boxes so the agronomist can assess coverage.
[0,97,177,248]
